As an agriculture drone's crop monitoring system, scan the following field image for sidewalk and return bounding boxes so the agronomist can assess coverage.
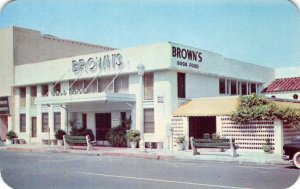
[0,144,290,166]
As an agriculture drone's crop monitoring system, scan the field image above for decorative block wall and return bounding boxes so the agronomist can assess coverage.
[171,117,188,142]
[217,116,275,151]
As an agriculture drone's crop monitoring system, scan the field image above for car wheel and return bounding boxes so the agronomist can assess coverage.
[293,152,300,169]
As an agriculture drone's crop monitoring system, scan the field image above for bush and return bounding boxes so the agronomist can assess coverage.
[126,129,140,142]
[106,125,127,147]
[6,130,17,140]
[54,129,66,140]
[176,136,185,144]
[231,94,300,128]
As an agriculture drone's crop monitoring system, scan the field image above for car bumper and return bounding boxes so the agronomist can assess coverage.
[282,155,290,161]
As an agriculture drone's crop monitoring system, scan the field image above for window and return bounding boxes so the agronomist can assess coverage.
[144,73,153,100]
[230,80,237,95]
[144,109,154,133]
[98,77,114,93]
[177,73,185,98]
[20,114,26,132]
[115,75,129,93]
[20,87,26,107]
[54,112,61,132]
[219,79,226,94]
[42,113,48,132]
[30,86,37,106]
[84,79,98,93]
[293,94,298,100]
[54,83,61,92]
[241,82,247,95]
[251,83,257,94]
[70,80,84,94]
[41,85,48,96]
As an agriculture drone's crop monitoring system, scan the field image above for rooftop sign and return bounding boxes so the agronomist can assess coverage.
[172,45,202,69]
[72,53,124,74]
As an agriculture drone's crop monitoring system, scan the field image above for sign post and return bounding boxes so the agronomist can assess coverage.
[0,97,10,115]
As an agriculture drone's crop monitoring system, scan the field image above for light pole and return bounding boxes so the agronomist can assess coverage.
[137,63,146,152]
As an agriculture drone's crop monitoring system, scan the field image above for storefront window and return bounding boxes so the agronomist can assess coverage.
[84,79,98,93]
[42,113,48,132]
[144,109,154,133]
[177,72,185,98]
[115,75,129,93]
[20,114,26,132]
[144,73,153,100]
[54,112,61,132]
[219,79,226,94]
[98,77,114,93]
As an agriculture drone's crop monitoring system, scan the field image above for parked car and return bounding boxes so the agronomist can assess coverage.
[282,137,300,169]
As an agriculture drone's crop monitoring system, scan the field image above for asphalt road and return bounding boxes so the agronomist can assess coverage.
[0,151,299,189]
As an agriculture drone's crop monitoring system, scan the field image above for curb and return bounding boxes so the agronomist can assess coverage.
[1,147,289,166]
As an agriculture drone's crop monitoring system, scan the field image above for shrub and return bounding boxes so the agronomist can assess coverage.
[106,125,127,147]
[54,129,66,140]
[231,94,300,128]
[126,129,140,142]
[175,136,185,144]
[6,130,17,140]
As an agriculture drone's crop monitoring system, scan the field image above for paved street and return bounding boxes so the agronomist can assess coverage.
[0,151,299,189]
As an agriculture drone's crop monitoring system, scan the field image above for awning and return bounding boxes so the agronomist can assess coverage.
[173,96,300,117]
[35,92,136,105]
[173,96,239,117]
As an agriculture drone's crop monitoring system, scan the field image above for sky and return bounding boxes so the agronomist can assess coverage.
[0,0,299,68]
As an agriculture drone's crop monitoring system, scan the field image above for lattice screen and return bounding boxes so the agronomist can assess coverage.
[218,116,275,151]
[171,117,188,142]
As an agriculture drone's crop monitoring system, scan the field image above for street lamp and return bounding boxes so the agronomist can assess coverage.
[137,63,146,151]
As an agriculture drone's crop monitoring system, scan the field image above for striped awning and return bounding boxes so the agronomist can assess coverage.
[173,96,300,117]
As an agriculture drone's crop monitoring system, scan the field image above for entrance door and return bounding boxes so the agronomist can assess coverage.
[31,117,37,138]
[189,117,216,138]
[95,113,111,141]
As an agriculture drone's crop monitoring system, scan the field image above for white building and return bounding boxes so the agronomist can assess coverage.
[7,29,276,148]
[0,26,114,140]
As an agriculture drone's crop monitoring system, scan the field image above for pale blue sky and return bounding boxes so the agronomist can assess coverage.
[0,0,299,68]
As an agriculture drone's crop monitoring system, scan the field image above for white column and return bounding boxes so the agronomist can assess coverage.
[48,105,54,139]
[15,88,20,133]
[60,106,67,131]
[36,85,42,143]
[274,119,284,155]
[26,86,31,144]
[130,105,136,129]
